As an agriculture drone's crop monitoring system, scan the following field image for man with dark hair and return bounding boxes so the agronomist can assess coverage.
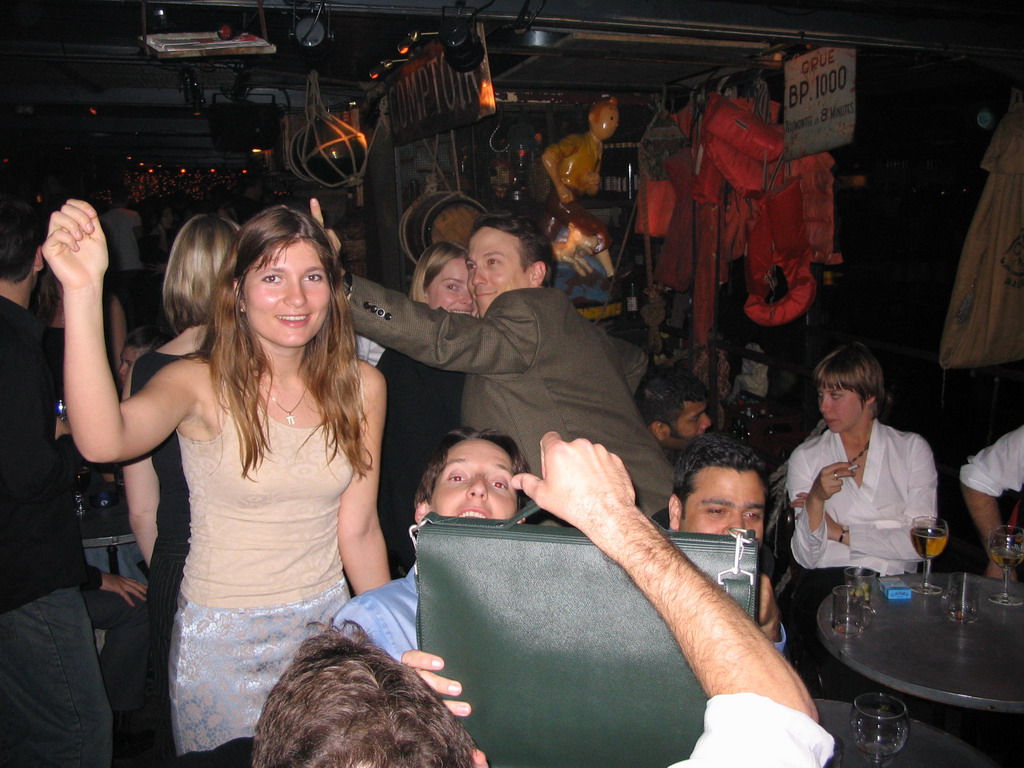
[661,433,784,650]
[335,428,528,660]
[251,624,478,768]
[345,209,672,515]
[635,366,711,460]
[0,195,112,765]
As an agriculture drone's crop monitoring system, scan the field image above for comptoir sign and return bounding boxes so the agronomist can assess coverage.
[387,30,496,146]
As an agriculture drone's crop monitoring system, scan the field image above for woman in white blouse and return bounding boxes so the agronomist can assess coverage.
[787,344,937,622]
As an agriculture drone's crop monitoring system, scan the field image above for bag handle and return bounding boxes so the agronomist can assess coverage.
[498,500,543,529]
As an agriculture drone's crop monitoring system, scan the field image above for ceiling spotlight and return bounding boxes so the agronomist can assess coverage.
[441,3,484,73]
[369,58,408,80]
[397,30,438,55]
[292,1,333,57]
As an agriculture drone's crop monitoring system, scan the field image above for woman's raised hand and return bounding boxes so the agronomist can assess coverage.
[810,461,854,502]
[41,199,108,292]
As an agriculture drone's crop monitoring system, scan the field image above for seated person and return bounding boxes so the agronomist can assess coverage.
[81,564,149,715]
[116,324,169,392]
[251,624,481,768]
[334,428,528,659]
[664,433,784,651]
[786,343,936,643]
[960,423,1024,579]
[635,366,711,462]
[408,433,833,767]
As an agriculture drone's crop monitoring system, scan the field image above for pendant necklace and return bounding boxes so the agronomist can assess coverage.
[847,439,869,465]
[269,389,306,425]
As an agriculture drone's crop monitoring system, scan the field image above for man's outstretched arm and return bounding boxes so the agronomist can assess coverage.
[512,432,817,720]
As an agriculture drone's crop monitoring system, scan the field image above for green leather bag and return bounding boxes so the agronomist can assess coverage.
[415,503,759,768]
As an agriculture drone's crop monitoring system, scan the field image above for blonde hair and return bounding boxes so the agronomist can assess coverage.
[163,214,238,333]
[408,242,468,303]
[199,206,367,478]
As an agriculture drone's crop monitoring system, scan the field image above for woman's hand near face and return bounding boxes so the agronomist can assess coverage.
[809,461,854,502]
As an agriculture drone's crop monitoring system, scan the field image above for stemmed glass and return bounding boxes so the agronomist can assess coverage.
[73,464,91,517]
[910,516,948,594]
[850,692,909,767]
[987,525,1024,606]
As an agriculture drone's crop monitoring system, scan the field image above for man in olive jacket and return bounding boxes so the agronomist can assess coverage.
[348,212,671,515]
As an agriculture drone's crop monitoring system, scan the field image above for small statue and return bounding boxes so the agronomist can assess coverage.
[541,97,619,277]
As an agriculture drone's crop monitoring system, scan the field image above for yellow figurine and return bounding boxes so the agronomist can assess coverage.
[541,97,619,277]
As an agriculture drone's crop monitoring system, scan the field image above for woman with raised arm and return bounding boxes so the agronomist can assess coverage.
[43,200,389,753]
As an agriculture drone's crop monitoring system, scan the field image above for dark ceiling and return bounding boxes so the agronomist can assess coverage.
[0,0,1022,168]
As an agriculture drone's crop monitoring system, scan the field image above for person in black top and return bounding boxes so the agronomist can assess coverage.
[0,195,112,766]
[376,242,472,574]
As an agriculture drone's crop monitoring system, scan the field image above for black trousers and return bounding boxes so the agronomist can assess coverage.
[149,538,189,762]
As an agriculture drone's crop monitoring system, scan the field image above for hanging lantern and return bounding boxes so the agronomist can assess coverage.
[290,112,367,188]
[287,71,373,189]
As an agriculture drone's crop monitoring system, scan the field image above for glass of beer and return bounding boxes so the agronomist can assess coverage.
[986,525,1024,606]
[910,516,948,595]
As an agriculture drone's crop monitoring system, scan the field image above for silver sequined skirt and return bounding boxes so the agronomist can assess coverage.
[169,578,349,753]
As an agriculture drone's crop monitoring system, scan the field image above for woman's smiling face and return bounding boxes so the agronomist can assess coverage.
[241,240,331,357]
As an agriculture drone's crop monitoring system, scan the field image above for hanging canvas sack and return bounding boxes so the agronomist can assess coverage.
[940,92,1024,369]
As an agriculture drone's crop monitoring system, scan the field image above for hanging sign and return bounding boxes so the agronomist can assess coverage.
[783,47,856,160]
[388,31,495,146]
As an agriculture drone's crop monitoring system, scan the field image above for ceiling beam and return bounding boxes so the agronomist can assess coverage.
[106,0,1024,59]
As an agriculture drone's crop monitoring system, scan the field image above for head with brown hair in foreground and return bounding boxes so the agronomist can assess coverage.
[252,623,477,768]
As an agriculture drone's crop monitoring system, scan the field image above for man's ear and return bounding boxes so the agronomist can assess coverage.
[32,246,44,274]
[414,501,432,524]
[527,260,547,287]
[648,421,669,443]
[667,493,683,532]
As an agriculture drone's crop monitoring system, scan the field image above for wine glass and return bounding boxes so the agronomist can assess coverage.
[910,516,948,594]
[987,525,1024,606]
[850,692,909,767]
[72,464,91,517]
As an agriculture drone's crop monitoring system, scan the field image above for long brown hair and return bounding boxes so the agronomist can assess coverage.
[199,205,367,478]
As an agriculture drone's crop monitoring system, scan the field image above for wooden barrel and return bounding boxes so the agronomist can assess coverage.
[400,192,486,262]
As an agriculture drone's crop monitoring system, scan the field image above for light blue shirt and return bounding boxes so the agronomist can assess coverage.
[334,569,418,660]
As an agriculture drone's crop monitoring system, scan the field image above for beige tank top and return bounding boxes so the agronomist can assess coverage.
[179,414,353,608]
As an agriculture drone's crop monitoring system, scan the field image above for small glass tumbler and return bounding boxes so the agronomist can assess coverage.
[942,572,980,624]
[831,585,866,638]
[844,566,878,607]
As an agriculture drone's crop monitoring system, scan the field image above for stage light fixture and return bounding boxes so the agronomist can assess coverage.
[397,30,438,55]
[441,2,484,73]
[369,58,408,80]
[292,1,333,57]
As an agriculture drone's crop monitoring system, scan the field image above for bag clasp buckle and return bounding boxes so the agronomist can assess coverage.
[717,528,756,586]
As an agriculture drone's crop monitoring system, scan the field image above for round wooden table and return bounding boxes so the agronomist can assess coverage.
[814,698,998,767]
[816,573,1024,713]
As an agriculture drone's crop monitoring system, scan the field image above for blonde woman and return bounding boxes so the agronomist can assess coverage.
[377,242,473,572]
[43,201,388,752]
[122,213,236,760]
